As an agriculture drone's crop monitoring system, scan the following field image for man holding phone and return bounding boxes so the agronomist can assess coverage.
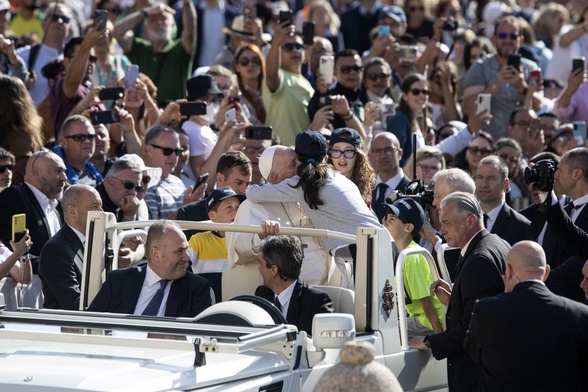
[463,15,542,139]
[554,64,588,124]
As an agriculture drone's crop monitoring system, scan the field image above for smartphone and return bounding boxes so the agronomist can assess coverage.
[507,53,521,70]
[192,173,209,194]
[225,108,236,122]
[125,64,139,91]
[378,25,390,37]
[228,96,240,109]
[245,125,272,140]
[278,10,293,25]
[93,9,108,31]
[378,102,396,117]
[572,57,585,72]
[397,45,418,63]
[529,118,541,139]
[243,5,256,19]
[573,121,586,147]
[319,55,334,85]
[98,86,124,100]
[477,93,491,115]
[302,21,315,46]
[530,69,541,88]
[12,213,26,243]
[319,95,332,109]
[180,102,207,116]
[91,109,120,125]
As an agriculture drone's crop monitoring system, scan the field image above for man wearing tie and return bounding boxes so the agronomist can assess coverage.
[409,192,510,392]
[254,235,333,334]
[369,132,409,222]
[88,220,211,317]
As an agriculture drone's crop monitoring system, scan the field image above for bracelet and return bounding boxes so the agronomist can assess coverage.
[342,109,354,121]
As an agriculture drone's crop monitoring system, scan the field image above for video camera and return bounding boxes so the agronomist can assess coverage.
[524,159,555,192]
[386,179,434,208]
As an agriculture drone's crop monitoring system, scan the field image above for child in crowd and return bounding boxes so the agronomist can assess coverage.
[382,198,444,337]
[187,187,245,302]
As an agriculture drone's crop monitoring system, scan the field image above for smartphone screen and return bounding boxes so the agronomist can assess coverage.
[125,65,139,91]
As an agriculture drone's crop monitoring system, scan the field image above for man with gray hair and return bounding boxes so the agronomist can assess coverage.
[409,191,510,392]
[96,158,145,223]
[475,155,530,245]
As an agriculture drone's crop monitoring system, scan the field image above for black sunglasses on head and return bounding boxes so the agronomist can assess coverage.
[149,144,184,156]
[0,164,15,174]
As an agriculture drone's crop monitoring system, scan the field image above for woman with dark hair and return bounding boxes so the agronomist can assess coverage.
[0,75,44,184]
[463,38,495,71]
[360,57,396,131]
[246,130,382,251]
[404,0,435,41]
[451,131,495,178]
[427,61,462,129]
[231,44,266,125]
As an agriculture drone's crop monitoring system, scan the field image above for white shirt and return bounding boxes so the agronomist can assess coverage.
[484,202,503,232]
[197,1,226,66]
[182,120,217,180]
[68,224,86,244]
[460,229,484,258]
[276,280,297,317]
[25,181,61,236]
[133,264,172,317]
[570,193,588,224]
[375,169,405,200]
[16,44,63,107]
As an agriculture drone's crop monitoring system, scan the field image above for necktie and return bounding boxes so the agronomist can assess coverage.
[372,183,389,222]
[274,296,282,312]
[483,214,489,228]
[142,279,168,316]
[564,202,574,216]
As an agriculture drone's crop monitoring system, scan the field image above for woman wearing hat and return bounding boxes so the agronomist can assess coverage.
[327,128,375,206]
[246,130,382,252]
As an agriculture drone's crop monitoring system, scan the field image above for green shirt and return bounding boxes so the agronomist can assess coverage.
[127,37,193,103]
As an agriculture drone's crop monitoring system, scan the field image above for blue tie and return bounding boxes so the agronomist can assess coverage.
[142,280,168,316]
[372,183,389,222]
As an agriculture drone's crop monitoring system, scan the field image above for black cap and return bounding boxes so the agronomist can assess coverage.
[295,130,327,163]
[186,75,223,101]
[383,198,425,232]
[329,127,362,148]
[206,186,246,213]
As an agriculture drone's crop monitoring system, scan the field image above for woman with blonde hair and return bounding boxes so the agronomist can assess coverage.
[0,75,44,184]
[532,2,570,49]
[309,1,343,52]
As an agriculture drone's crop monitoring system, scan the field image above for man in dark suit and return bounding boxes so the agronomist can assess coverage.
[39,185,103,310]
[370,132,410,222]
[88,220,211,317]
[255,235,333,334]
[464,241,588,391]
[0,150,67,308]
[410,192,510,392]
[475,156,530,246]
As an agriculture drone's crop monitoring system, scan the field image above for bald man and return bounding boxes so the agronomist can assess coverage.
[0,150,67,308]
[464,241,588,391]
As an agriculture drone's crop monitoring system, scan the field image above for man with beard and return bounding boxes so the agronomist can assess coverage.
[113,0,196,103]
[0,150,67,308]
[462,15,542,139]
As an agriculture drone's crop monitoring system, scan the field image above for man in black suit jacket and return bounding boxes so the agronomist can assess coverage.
[39,185,103,310]
[0,151,67,308]
[410,192,510,392]
[464,241,588,391]
[254,235,333,334]
[475,156,530,246]
[370,133,410,222]
[88,220,211,317]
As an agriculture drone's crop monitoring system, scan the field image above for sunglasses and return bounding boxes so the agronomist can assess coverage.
[367,72,390,82]
[282,43,304,52]
[64,134,96,142]
[0,164,15,174]
[149,144,184,156]
[467,146,493,155]
[339,65,363,74]
[141,176,151,185]
[111,176,143,192]
[51,14,71,24]
[409,6,424,11]
[329,149,357,159]
[499,154,519,163]
[496,32,519,40]
[238,56,261,67]
[409,88,429,96]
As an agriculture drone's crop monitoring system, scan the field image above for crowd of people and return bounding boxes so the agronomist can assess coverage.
[1,0,588,389]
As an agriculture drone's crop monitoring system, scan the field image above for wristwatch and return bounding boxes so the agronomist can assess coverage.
[423,334,431,349]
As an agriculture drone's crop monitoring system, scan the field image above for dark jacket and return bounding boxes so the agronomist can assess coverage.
[489,203,531,246]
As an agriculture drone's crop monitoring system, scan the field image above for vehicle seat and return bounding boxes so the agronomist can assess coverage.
[311,285,355,314]
[221,263,263,302]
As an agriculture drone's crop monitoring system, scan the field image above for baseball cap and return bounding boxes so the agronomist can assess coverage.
[206,186,246,213]
[295,130,327,163]
[379,6,406,24]
[383,198,425,232]
[329,127,361,149]
[258,145,280,180]
[186,75,223,100]
[0,0,10,11]
[118,153,162,188]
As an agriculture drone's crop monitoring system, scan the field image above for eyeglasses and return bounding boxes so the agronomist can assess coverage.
[372,147,398,155]
[499,154,519,163]
[149,144,184,156]
[339,65,363,74]
[512,120,530,128]
[496,32,519,40]
[409,6,424,11]
[51,14,71,24]
[141,176,151,185]
[111,176,143,192]
[238,56,261,67]
[63,134,96,142]
[282,43,304,52]
[0,164,15,174]
[243,146,266,154]
[409,88,429,96]
[467,146,493,156]
[366,72,390,82]
[329,149,357,159]
[417,163,440,173]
